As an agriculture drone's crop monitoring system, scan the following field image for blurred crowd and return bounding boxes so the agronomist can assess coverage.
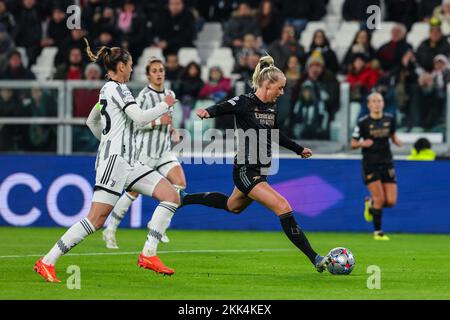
[1,0,450,152]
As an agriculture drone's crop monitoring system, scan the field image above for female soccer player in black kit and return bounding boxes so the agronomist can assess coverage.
[180,55,332,272]
[351,92,403,240]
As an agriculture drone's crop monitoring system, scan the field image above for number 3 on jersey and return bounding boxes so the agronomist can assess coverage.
[99,99,111,135]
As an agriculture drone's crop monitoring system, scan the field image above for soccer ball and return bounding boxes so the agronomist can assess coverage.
[326,247,355,275]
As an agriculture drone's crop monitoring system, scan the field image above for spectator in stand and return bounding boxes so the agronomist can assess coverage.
[41,6,69,50]
[289,53,330,140]
[199,65,232,103]
[73,63,102,118]
[196,0,239,22]
[409,54,450,130]
[277,54,302,131]
[13,0,42,66]
[347,53,381,102]
[237,50,262,92]
[256,0,282,47]
[418,0,442,22]
[81,0,104,33]
[0,50,34,79]
[377,23,412,73]
[178,61,204,127]
[53,47,85,80]
[342,0,380,22]
[392,50,419,126]
[55,28,89,66]
[279,0,326,38]
[0,0,15,34]
[0,88,27,151]
[90,5,117,40]
[342,29,377,73]
[385,0,418,31]
[73,62,102,152]
[153,0,196,55]
[289,52,340,140]
[117,0,147,60]
[433,0,450,28]
[23,87,57,152]
[307,29,339,74]
[165,53,184,81]
[223,1,260,52]
[267,24,306,71]
[0,23,14,72]
[234,33,264,72]
[416,18,450,72]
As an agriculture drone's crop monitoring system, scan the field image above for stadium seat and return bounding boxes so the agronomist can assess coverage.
[206,47,234,76]
[178,47,201,66]
[371,23,396,49]
[407,22,429,49]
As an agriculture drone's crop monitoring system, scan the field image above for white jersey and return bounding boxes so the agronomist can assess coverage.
[134,85,175,160]
[97,80,137,165]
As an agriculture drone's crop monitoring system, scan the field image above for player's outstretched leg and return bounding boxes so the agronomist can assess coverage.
[367,181,390,240]
[103,192,138,249]
[180,191,230,210]
[34,202,111,282]
[279,212,331,272]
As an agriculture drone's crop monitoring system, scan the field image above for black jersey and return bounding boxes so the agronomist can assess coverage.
[352,113,396,165]
[206,93,304,171]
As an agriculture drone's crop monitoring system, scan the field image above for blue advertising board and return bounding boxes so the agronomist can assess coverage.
[0,155,449,233]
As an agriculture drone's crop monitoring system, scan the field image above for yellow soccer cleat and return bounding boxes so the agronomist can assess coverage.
[373,231,390,241]
[364,197,373,222]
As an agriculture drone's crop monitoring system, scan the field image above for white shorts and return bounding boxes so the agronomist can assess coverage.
[92,154,164,206]
[143,152,180,178]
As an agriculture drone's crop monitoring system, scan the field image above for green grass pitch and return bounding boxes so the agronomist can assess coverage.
[1,227,449,300]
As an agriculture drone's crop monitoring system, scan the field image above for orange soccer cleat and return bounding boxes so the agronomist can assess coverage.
[137,254,175,275]
[33,258,61,283]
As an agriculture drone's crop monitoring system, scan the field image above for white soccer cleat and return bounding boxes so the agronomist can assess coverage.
[161,233,170,243]
[102,229,119,249]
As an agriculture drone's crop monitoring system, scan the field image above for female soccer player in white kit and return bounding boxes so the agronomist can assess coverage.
[33,41,180,282]
[102,57,187,249]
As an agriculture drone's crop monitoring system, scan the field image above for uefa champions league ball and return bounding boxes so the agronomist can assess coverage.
[326,247,355,275]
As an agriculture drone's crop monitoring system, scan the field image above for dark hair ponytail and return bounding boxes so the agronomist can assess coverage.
[84,38,131,73]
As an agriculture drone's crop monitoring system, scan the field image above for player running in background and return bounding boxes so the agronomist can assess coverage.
[33,40,180,282]
[102,57,186,249]
[351,92,403,240]
[179,55,332,273]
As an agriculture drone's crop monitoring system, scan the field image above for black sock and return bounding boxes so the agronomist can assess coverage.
[279,212,318,264]
[183,192,229,211]
[370,207,383,231]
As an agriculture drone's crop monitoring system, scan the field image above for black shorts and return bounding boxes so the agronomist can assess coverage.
[362,163,397,185]
[233,166,268,195]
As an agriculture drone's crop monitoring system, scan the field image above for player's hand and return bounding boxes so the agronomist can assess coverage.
[300,148,313,159]
[159,113,172,125]
[196,108,210,119]
[360,139,374,148]
[171,128,181,143]
[164,95,176,107]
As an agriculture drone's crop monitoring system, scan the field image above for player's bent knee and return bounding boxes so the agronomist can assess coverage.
[372,195,385,207]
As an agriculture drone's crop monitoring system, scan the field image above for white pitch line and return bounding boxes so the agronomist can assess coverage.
[0,248,294,259]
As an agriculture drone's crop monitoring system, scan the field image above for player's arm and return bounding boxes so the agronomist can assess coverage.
[86,103,102,140]
[136,92,176,130]
[389,117,403,147]
[196,96,242,119]
[115,84,175,127]
[351,122,373,149]
[277,130,313,158]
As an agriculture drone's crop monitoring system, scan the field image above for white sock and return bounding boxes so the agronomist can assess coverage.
[142,201,178,256]
[106,192,136,232]
[43,218,96,265]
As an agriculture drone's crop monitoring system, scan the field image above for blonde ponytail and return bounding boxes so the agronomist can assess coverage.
[251,55,284,90]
